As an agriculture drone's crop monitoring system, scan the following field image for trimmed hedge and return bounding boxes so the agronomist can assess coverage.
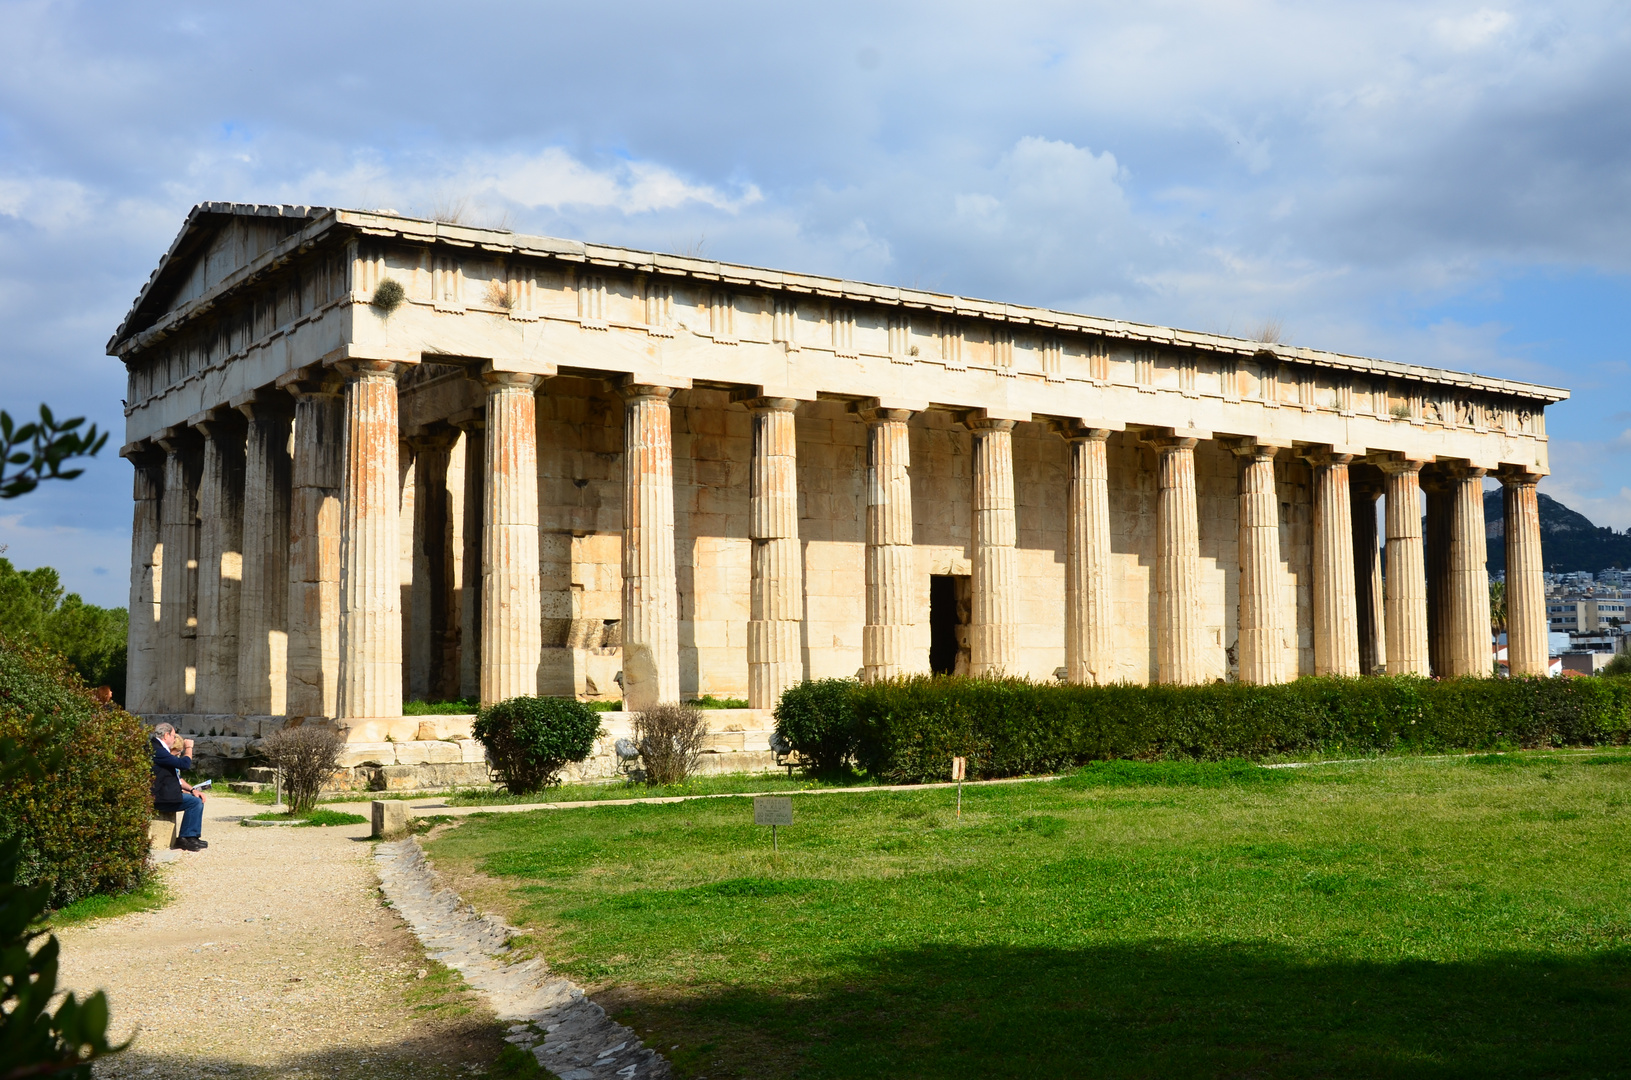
[773,678,860,773]
[772,674,1631,784]
[0,637,151,907]
[473,696,603,794]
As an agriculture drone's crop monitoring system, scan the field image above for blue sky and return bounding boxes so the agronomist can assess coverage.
[2,0,1629,607]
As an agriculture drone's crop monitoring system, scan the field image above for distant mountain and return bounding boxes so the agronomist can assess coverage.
[1483,490,1631,575]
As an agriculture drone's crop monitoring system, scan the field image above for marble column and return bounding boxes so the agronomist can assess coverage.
[236,397,292,715]
[453,419,485,701]
[286,380,343,717]
[408,428,458,703]
[482,373,544,704]
[125,450,164,713]
[1352,479,1387,675]
[967,415,1019,677]
[1235,443,1286,685]
[1424,474,1454,676]
[192,414,246,714]
[1501,468,1548,676]
[621,383,681,709]
[1311,452,1360,676]
[336,360,403,719]
[156,431,199,714]
[1381,458,1430,676]
[1153,436,1203,685]
[859,405,916,682]
[1446,466,1493,677]
[1063,426,1113,684]
[745,397,803,710]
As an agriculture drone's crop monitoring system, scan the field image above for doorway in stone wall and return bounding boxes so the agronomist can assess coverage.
[929,574,972,675]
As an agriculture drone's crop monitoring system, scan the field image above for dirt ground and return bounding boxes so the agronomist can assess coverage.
[53,794,514,1080]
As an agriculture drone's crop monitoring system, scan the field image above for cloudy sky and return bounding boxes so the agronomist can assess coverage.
[2,0,1629,607]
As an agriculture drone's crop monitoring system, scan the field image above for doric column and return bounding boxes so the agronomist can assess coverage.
[452,417,485,701]
[1152,435,1203,685]
[407,427,458,703]
[124,449,164,713]
[481,372,544,704]
[1062,425,1113,684]
[1501,468,1547,676]
[745,397,803,710]
[858,404,916,682]
[967,414,1019,676]
[1423,473,1454,676]
[336,359,403,719]
[235,395,292,715]
[192,413,246,714]
[285,378,343,717]
[1234,442,1286,685]
[1380,457,1430,676]
[155,430,200,713]
[1351,478,1387,675]
[621,382,681,709]
[1446,465,1492,677]
[1310,451,1360,676]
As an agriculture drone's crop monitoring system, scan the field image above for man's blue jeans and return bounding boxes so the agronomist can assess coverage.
[178,793,204,838]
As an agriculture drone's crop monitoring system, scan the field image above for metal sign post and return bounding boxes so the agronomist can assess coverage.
[951,756,966,818]
[754,796,793,851]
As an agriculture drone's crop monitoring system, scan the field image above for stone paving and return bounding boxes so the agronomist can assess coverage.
[374,838,671,1080]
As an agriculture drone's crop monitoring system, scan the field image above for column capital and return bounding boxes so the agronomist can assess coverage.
[480,369,543,391]
[852,398,918,425]
[619,381,678,403]
[1497,464,1544,487]
[1219,436,1283,460]
[1298,444,1357,467]
[187,406,245,441]
[616,373,689,400]
[1050,419,1114,442]
[735,395,800,413]
[153,424,200,455]
[447,407,486,431]
[276,364,344,398]
[963,413,1017,434]
[1146,435,1199,452]
[403,422,461,453]
[230,387,294,420]
[332,357,404,380]
[1374,453,1428,476]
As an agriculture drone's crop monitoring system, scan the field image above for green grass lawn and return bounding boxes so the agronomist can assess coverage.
[424,750,1631,1079]
[236,770,873,808]
[44,871,171,926]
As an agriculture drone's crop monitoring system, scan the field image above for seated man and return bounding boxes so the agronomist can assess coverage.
[151,723,209,852]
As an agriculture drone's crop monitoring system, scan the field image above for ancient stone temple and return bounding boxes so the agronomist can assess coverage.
[112,203,1564,781]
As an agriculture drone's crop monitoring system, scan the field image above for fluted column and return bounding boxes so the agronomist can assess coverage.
[1235,443,1286,685]
[1424,474,1454,676]
[967,415,1019,676]
[481,373,544,704]
[621,383,681,709]
[1311,452,1360,676]
[156,431,199,713]
[192,414,246,714]
[286,380,343,717]
[1381,458,1430,676]
[408,428,458,703]
[236,397,292,715]
[1063,426,1113,684]
[453,418,485,701]
[1352,479,1387,675]
[125,450,164,713]
[1153,436,1203,685]
[859,405,916,682]
[336,360,403,718]
[746,398,804,709]
[1501,468,1547,676]
[1446,466,1492,677]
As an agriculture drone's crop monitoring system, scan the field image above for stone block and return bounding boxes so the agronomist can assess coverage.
[338,742,397,767]
[374,765,421,792]
[192,736,252,759]
[415,716,475,741]
[245,766,276,784]
[149,814,178,850]
[342,717,421,743]
[393,740,462,765]
[455,739,489,764]
[419,762,492,787]
[371,800,410,839]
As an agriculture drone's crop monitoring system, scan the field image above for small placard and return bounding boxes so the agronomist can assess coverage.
[754,796,793,826]
[951,756,966,781]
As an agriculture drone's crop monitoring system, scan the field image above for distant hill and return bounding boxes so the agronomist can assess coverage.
[1483,490,1631,575]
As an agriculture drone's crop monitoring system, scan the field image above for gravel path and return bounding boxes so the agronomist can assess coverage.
[53,795,509,1080]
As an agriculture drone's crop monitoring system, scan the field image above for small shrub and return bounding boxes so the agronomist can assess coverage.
[774,678,860,774]
[259,725,347,814]
[370,278,406,313]
[634,703,709,785]
[1602,653,1631,677]
[0,637,150,908]
[473,696,603,795]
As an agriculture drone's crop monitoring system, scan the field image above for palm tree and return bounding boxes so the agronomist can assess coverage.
[1489,579,1508,637]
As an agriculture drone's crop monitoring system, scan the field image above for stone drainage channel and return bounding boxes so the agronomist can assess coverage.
[374,839,671,1080]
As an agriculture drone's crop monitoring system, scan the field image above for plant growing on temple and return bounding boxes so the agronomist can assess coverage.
[258,725,348,814]
[472,697,602,794]
[774,678,861,774]
[370,278,406,313]
[0,739,128,1079]
[633,703,709,785]
[0,404,109,499]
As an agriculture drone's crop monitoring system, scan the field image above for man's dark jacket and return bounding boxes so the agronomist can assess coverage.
[151,737,193,812]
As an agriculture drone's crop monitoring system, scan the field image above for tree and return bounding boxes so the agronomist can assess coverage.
[1489,579,1507,637]
[0,560,126,704]
[0,406,108,500]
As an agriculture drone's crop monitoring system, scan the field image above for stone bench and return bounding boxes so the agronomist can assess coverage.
[149,811,179,850]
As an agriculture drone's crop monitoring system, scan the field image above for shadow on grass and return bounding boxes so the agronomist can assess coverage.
[607,942,1631,1079]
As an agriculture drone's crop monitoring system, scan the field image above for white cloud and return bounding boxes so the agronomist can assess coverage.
[1433,8,1516,50]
